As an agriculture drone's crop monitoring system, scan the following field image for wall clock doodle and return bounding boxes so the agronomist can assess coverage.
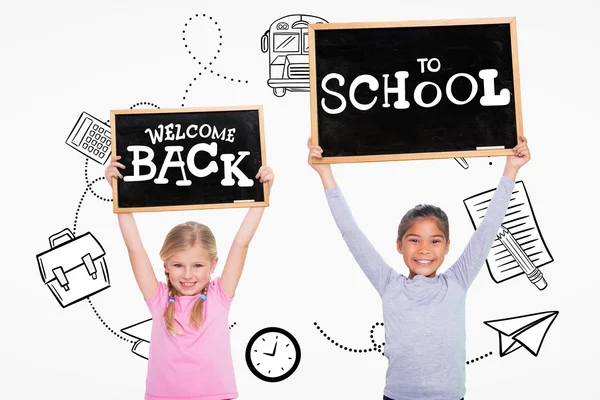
[245,327,301,382]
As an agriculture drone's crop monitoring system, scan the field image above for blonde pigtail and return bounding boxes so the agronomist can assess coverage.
[164,276,182,335]
[190,283,209,330]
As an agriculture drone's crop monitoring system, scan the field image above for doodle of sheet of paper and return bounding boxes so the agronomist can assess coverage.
[463,180,553,283]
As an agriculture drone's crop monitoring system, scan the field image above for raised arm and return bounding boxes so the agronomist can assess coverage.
[308,138,397,295]
[446,136,530,289]
[220,166,274,298]
[106,155,158,301]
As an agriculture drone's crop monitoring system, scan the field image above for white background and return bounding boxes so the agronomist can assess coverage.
[1,0,598,398]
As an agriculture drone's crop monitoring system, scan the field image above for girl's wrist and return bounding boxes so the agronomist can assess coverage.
[320,172,337,189]
[502,164,519,181]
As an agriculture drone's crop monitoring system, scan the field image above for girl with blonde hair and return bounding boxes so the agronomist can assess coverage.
[105,155,274,400]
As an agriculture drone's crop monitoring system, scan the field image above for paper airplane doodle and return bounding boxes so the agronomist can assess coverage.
[121,318,152,360]
[121,318,238,360]
[484,311,558,357]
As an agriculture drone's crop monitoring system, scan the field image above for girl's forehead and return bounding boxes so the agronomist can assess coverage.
[169,245,211,261]
[405,217,445,234]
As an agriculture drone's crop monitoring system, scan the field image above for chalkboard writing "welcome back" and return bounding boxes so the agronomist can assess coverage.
[110,106,268,213]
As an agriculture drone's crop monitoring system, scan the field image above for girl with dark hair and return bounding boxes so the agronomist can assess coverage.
[308,136,530,400]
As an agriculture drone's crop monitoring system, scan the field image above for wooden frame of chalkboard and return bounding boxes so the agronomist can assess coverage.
[308,17,523,164]
[110,105,269,213]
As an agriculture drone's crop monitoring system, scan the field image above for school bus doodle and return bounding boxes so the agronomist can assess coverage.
[261,14,328,97]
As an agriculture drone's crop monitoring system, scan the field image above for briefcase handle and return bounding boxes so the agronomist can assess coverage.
[48,228,75,249]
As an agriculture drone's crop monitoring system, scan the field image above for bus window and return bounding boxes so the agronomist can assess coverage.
[303,32,309,53]
[273,33,300,52]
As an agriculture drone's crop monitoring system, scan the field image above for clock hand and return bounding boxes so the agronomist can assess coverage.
[271,341,278,356]
[263,341,278,356]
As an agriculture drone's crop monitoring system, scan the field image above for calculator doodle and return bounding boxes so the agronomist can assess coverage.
[65,112,112,165]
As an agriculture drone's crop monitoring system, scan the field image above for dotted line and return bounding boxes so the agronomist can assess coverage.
[369,322,385,354]
[181,13,248,107]
[313,322,385,355]
[102,102,159,125]
[130,102,160,109]
[84,157,91,186]
[88,298,134,343]
[88,178,112,202]
[229,322,237,330]
[84,159,112,202]
[466,351,493,365]
[73,187,89,236]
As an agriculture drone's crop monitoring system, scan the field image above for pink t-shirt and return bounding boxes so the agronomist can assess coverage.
[145,277,238,400]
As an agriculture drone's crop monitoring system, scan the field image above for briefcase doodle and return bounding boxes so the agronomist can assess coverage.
[37,228,110,308]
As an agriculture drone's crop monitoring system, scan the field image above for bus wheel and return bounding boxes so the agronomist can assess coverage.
[273,88,286,97]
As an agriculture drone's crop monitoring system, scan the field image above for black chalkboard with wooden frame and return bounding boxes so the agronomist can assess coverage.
[110,106,268,213]
[308,17,523,164]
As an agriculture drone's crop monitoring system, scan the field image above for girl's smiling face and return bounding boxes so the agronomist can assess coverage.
[164,245,217,296]
[397,217,450,279]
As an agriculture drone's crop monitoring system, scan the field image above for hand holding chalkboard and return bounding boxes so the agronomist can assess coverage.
[255,165,275,190]
[105,155,125,188]
[503,135,530,181]
[307,138,331,175]
[307,137,337,190]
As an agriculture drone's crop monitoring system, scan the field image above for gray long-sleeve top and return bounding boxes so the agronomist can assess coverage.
[324,176,515,400]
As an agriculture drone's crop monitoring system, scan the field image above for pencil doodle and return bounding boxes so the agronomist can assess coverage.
[455,157,469,169]
[464,181,553,288]
[497,225,547,289]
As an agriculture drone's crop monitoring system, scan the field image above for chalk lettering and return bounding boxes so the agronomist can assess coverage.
[321,68,510,113]
[123,145,157,182]
[154,146,191,186]
[414,81,442,108]
[479,69,510,106]
[446,73,478,105]
[382,72,410,109]
[144,124,238,144]
[123,143,253,187]
[221,152,253,187]
[226,128,236,143]
[350,75,379,111]
[187,142,219,178]
[321,73,347,115]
